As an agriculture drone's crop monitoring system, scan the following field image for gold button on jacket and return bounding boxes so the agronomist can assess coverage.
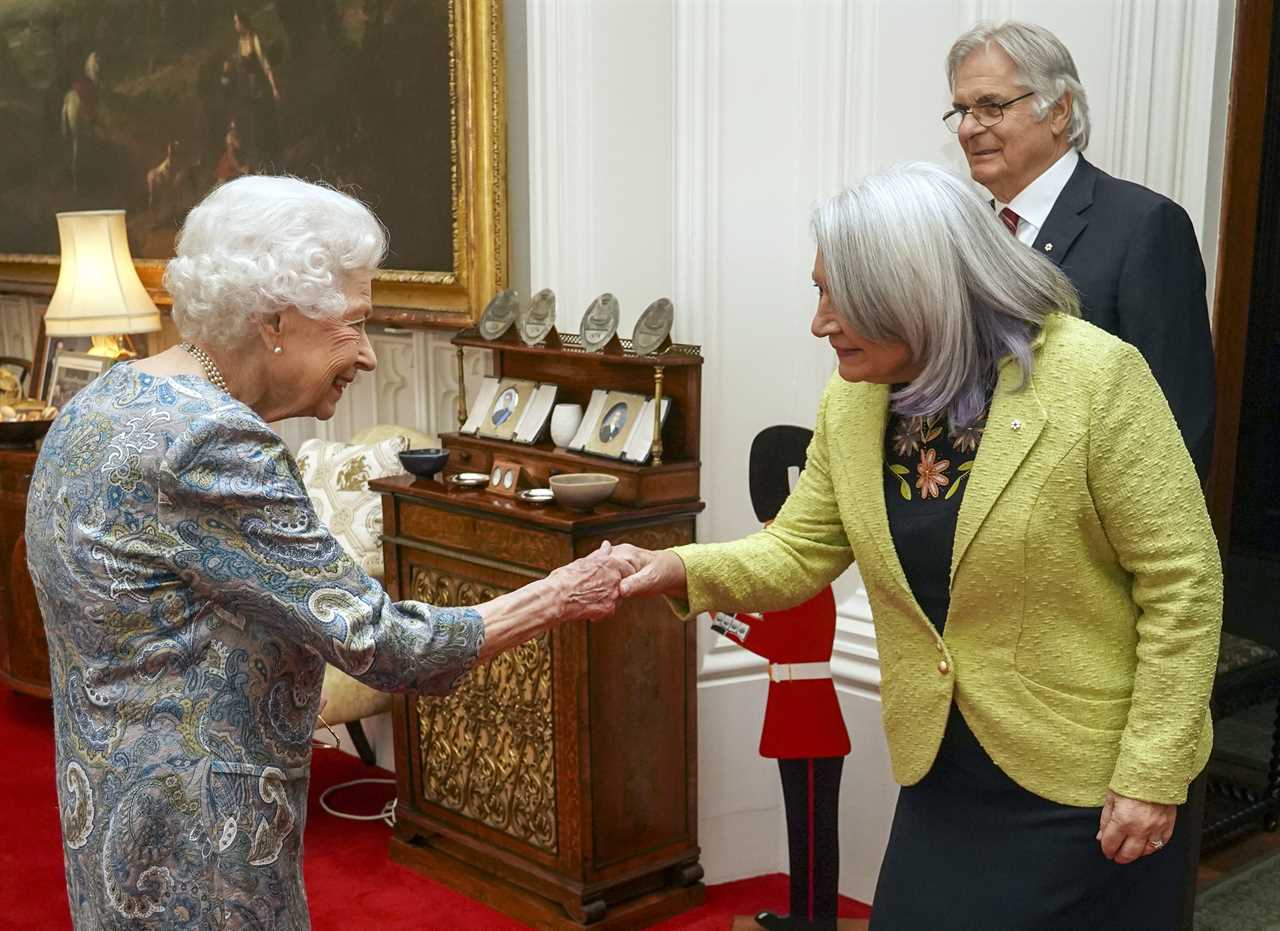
[672,315,1222,807]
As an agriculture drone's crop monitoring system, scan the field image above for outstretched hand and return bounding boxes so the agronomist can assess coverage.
[546,541,634,623]
[612,544,689,600]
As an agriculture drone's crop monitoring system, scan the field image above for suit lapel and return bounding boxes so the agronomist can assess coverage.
[1032,157,1096,266]
[949,353,1048,584]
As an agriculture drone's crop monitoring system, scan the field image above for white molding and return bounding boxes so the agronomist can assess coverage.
[673,0,721,679]
[672,0,721,408]
[526,0,595,312]
[1097,0,1227,280]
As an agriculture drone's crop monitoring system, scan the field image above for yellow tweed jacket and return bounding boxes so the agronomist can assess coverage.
[673,314,1222,806]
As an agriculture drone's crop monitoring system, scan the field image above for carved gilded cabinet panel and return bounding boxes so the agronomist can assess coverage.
[410,565,558,852]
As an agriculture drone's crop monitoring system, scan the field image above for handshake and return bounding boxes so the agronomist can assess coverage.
[546,542,689,624]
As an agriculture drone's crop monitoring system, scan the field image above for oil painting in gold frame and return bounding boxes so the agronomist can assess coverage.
[0,0,506,329]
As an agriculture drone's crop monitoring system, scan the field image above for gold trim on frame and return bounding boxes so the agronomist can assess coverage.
[1,0,507,330]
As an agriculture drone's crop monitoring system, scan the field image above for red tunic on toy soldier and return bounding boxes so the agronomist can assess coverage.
[712,584,850,931]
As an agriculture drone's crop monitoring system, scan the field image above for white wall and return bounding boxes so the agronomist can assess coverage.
[290,0,1236,907]
[520,0,1237,905]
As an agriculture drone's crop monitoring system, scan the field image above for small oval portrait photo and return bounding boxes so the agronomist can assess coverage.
[598,402,628,443]
[491,387,519,426]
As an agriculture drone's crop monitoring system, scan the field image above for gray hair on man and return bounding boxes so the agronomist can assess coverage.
[946,21,1091,152]
[811,162,1079,428]
[164,175,387,352]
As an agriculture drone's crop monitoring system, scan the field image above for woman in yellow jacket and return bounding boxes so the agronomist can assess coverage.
[617,163,1222,930]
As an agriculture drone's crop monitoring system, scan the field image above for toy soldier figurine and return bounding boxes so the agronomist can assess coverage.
[713,584,850,931]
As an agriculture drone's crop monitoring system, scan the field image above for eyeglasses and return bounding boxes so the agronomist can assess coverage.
[942,91,1035,133]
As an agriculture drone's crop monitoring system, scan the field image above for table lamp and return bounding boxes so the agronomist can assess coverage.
[43,210,161,359]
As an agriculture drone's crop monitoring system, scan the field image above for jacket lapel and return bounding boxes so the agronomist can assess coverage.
[949,347,1048,584]
[1031,157,1096,266]
[840,383,919,601]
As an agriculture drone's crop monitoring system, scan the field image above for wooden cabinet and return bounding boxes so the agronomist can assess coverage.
[372,475,705,929]
[0,448,50,698]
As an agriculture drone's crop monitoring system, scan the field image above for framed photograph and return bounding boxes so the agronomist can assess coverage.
[477,378,537,441]
[511,383,558,444]
[583,391,648,460]
[45,351,111,409]
[0,1,507,327]
[620,397,673,464]
[33,332,93,402]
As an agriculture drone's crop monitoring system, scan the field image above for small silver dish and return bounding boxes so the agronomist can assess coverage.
[518,288,556,346]
[448,471,490,488]
[478,290,520,340]
[518,488,555,505]
[632,297,674,355]
[579,293,619,352]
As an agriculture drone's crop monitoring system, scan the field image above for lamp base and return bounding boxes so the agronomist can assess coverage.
[86,334,136,360]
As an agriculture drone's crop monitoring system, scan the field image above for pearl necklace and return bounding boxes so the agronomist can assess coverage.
[179,342,228,392]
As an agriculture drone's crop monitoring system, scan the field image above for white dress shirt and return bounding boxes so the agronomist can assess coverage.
[995,148,1080,247]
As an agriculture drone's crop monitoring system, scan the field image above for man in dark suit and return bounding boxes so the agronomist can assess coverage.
[944,22,1215,479]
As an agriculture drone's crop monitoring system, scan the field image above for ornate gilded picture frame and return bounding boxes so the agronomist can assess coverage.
[0,0,506,329]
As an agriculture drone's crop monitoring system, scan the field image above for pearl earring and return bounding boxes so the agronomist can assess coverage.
[273,346,283,355]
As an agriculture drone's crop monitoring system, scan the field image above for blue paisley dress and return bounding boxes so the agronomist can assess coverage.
[26,364,484,930]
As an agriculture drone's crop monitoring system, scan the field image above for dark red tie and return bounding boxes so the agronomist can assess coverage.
[999,207,1020,236]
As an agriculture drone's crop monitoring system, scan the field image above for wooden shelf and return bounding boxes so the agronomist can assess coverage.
[449,326,704,488]
[438,433,699,507]
[453,328,703,367]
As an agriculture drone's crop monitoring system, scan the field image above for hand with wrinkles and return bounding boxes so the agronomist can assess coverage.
[1097,790,1177,864]
[546,541,635,623]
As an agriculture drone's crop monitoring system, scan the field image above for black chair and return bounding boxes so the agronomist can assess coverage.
[748,425,813,523]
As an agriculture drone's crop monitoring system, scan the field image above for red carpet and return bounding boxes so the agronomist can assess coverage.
[0,685,870,929]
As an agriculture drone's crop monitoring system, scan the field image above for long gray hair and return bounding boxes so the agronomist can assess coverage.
[811,162,1079,427]
[946,21,1091,152]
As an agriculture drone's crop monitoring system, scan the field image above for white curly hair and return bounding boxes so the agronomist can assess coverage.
[164,176,387,351]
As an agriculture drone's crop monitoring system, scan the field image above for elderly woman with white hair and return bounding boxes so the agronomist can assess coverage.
[26,175,628,930]
[616,163,1221,929]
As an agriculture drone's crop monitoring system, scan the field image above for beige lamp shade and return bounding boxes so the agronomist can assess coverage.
[44,210,161,338]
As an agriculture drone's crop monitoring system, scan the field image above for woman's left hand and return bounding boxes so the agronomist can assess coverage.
[1097,790,1176,863]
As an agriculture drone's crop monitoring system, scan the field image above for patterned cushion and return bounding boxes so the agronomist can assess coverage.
[296,435,408,578]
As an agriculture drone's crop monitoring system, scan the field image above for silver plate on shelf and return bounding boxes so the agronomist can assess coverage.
[518,488,555,505]
[632,298,674,355]
[519,288,557,346]
[478,290,520,340]
[579,293,619,352]
[448,472,490,488]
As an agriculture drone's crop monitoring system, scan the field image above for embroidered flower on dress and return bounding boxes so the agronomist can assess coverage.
[949,414,987,454]
[892,414,942,457]
[915,447,951,499]
[891,418,923,457]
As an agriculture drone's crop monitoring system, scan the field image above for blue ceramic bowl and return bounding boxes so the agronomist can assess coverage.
[399,447,451,479]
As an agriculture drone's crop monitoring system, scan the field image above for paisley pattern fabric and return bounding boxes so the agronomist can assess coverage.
[26,363,484,930]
